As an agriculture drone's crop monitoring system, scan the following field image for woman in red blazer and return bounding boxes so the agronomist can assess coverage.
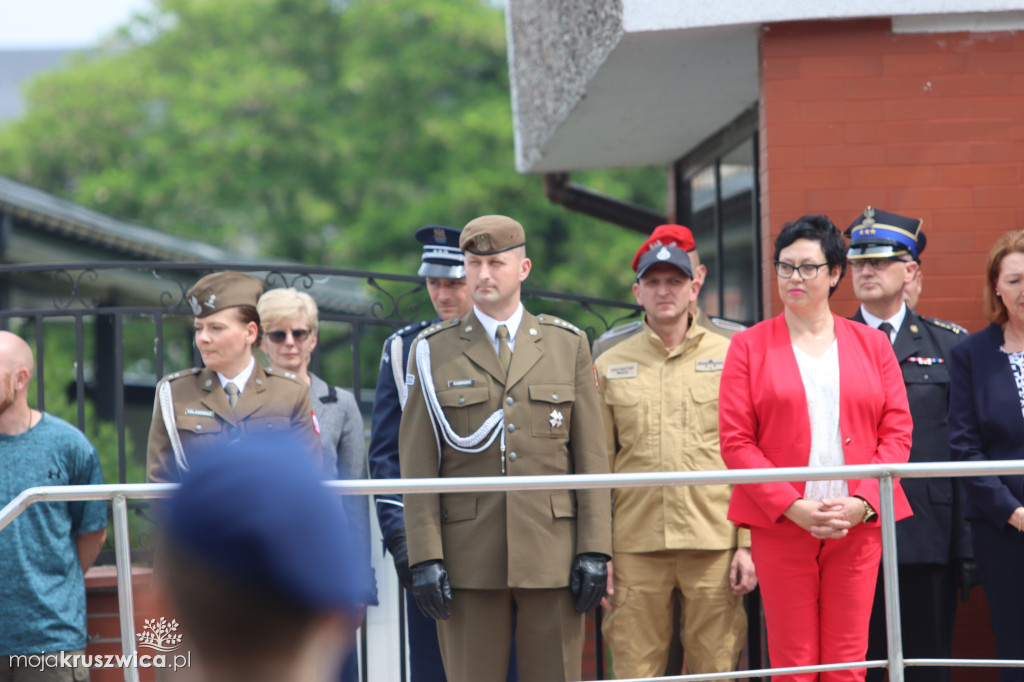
[719,215,913,682]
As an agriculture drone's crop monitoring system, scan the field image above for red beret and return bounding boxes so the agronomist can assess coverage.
[631,224,697,271]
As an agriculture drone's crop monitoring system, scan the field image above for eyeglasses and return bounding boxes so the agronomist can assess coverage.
[266,329,311,344]
[849,258,910,271]
[774,261,830,280]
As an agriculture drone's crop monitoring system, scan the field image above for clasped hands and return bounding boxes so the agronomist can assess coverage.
[785,497,868,539]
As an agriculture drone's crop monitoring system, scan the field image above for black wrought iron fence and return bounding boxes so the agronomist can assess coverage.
[0,260,641,563]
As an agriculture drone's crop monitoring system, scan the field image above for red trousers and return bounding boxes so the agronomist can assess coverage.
[751,522,881,682]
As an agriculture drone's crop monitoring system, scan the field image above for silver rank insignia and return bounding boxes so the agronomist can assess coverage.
[549,409,564,428]
[188,295,202,316]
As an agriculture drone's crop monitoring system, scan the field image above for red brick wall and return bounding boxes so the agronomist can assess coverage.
[759,18,1024,330]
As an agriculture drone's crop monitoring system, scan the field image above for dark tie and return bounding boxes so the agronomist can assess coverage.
[496,325,512,374]
[878,322,895,345]
[225,383,240,410]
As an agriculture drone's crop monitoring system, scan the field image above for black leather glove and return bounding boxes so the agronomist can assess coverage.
[385,529,413,591]
[956,558,980,602]
[569,552,609,613]
[410,560,452,620]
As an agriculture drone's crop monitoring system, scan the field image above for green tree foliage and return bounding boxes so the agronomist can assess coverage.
[0,0,663,303]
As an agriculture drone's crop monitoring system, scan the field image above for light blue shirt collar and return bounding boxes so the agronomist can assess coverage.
[217,355,256,394]
[474,303,525,354]
[859,303,907,343]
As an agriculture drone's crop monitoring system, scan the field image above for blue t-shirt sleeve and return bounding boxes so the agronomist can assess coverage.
[67,435,107,536]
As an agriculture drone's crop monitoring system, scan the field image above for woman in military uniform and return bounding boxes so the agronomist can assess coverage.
[146,271,321,483]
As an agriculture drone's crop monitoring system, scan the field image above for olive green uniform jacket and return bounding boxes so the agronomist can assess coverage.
[146,364,321,483]
[399,309,612,589]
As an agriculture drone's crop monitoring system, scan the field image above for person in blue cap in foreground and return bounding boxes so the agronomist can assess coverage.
[159,436,372,682]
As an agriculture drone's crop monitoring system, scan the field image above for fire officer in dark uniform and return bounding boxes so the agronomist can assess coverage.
[399,215,612,682]
[845,207,978,682]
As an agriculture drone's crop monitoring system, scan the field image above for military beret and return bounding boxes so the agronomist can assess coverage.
[845,207,926,261]
[186,272,264,318]
[415,225,465,278]
[164,436,371,613]
[632,224,698,271]
[459,215,526,255]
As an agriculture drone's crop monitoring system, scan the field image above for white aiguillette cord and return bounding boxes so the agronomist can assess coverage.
[158,380,190,473]
[415,338,505,467]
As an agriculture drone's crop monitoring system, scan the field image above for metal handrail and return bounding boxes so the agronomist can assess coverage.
[3,460,1023,682]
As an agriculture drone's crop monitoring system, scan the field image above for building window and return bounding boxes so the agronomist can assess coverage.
[675,109,761,326]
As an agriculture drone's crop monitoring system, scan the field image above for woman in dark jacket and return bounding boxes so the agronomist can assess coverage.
[948,229,1024,682]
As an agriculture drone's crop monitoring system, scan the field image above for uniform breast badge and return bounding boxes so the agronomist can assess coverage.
[549,409,564,428]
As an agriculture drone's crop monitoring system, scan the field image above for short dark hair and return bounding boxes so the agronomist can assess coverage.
[774,214,847,297]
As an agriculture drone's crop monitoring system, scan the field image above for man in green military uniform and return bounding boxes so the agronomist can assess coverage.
[399,215,612,682]
[147,271,320,483]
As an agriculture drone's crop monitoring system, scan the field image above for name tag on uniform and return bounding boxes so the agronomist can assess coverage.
[606,362,638,379]
[185,408,215,417]
[695,359,724,372]
[447,379,477,388]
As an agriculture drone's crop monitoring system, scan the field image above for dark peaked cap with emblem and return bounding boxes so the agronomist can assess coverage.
[459,214,526,255]
[635,244,694,280]
[845,206,927,261]
[186,271,264,318]
[415,225,465,279]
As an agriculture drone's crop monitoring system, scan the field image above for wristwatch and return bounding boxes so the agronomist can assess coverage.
[859,497,877,524]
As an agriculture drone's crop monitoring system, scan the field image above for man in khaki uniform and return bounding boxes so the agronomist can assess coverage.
[399,215,612,682]
[596,240,756,679]
[147,271,320,483]
[591,224,746,359]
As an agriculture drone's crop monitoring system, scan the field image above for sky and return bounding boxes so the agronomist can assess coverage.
[0,0,152,49]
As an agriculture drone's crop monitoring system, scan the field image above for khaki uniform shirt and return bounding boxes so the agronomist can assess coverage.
[399,309,612,590]
[147,363,321,483]
[596,318,749,553]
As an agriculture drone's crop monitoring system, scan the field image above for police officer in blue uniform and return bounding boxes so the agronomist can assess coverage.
[845,207,978,682]
[369,225,518,681]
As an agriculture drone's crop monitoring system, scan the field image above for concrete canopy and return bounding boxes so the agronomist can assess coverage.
[505,0,1024,173]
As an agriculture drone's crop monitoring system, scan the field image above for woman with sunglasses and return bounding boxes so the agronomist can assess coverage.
[147,272,321,484]
[718,215,913,681]
[257,287,374,682]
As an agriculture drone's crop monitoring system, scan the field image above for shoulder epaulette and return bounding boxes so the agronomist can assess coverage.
[391,319,431,341]
[265,367,304,384]
[536,315,583,335]
[416,317,462,340]
[164,367,201,382]
[709,316,748,332]
[595,320,643,343]
[926,317,968,336]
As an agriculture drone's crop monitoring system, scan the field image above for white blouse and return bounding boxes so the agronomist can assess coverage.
[793,340,848,501]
